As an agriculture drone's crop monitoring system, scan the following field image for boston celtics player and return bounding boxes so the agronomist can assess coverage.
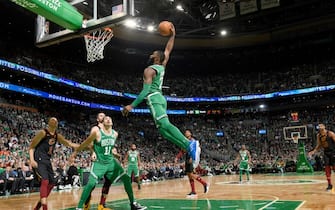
[234,144,252,182]
[124,144,142,190]
[122,22,200,168]
[73,116,146,210]
[83,112,111,210]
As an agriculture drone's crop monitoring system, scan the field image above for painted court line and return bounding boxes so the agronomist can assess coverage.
[254,202,270,206]
[258,196,279,210]
[296,200,306,209]
[219,205,239,208]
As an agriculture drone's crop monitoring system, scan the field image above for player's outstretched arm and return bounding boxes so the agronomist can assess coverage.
[123,68,155,114]
[57,134,79,149]
[76,132,97,152]
[162,23,175,67]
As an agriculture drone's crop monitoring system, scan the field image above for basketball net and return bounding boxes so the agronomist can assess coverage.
[84,28,113,62]
[292,136,299,144]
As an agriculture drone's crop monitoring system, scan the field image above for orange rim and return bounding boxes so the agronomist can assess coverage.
[84,27,113,40]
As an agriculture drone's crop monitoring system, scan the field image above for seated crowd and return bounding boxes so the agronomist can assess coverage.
[0,99,330,196]
[1,44,334,195]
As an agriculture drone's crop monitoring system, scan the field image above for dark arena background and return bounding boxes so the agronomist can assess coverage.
[1,0,335,209]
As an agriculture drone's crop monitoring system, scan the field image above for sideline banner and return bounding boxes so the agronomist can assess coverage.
[261,0,280,10]
[240,0,258,15]
[219,2,236,20]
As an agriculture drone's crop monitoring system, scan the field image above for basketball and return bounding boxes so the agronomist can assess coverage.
[158,21,172,36]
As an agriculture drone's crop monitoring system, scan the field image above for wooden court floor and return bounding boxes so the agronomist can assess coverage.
[0,173,334,210]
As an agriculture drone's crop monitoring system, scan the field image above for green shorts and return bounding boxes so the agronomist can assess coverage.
[127,165,139,177]
[146,92,168,125]
[109,159,127,183]
[239,161,249,171]
[91,158,125,182]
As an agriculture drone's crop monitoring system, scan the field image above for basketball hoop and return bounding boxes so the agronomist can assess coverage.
[292,136,299,144]
[84,27,113,62]
[290,131,300,144]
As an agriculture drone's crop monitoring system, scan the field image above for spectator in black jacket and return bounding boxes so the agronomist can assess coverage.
[0,170,6,195]
[67,161,80,188]
[4,166,23,195]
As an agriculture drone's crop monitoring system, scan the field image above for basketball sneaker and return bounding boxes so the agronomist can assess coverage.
[188,140,201,168]
[130,201,147,210]
[98,204,111,210]
[204,183,210,194]
[83,201,90,210]
[83,195,91,210]
[33,201,41,210]
[326,184,333,191]
[186,192,198,198]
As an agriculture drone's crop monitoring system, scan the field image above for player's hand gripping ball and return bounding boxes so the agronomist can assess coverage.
[158,21,173,36]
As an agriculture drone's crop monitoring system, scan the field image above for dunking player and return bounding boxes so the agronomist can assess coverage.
[309,123,335,191]
[29,117,79,210]
[73,115,146,210]
[234,144,251,182]
[175,129,209,198]
[83,113,145,210]
[122,22,200,167]
[124,143,142,190]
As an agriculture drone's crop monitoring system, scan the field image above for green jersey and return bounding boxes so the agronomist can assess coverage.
[127,150,139,166]
[149,64,165,94]
[94,129,116,163]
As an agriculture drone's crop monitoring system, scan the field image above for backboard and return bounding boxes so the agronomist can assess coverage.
[283,125,308,141]
[35,0,134,47]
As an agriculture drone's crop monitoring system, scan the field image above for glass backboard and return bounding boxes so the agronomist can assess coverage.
[35,0,134,47]
[283,125,308,141]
